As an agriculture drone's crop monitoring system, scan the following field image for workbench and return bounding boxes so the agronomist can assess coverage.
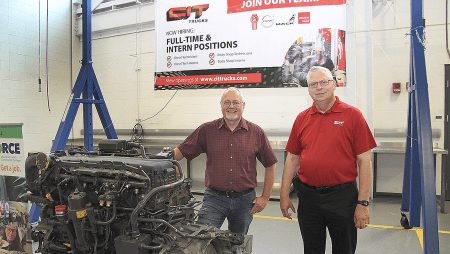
[372,129,447,213]
[71,128,448,213]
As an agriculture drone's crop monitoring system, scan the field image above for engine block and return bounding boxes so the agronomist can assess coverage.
[24,140,248,254]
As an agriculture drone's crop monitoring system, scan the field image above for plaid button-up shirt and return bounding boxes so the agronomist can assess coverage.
[178,118,278,192]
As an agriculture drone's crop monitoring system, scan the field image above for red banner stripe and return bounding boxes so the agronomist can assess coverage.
[155,73,262,86]
[227,0,346,14]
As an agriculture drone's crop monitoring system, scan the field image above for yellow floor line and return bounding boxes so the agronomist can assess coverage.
[415,229,424,250]
[253,215,297,221]
[253,215,450,250]
[368,223,450,235]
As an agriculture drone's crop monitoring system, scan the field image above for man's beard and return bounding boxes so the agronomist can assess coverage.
[225,112,239,121]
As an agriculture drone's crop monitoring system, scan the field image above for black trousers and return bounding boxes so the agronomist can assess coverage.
[297,181,358,254]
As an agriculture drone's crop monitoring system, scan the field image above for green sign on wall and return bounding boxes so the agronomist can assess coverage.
[0,125,23,139]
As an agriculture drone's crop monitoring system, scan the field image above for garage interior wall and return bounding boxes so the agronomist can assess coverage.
[0,0,73,152]
[0,1,448,190]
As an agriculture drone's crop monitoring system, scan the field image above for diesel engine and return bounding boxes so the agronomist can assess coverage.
[24,139,250,254]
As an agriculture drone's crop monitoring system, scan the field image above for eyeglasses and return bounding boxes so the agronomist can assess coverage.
[221,100,244,107]
[308,80,333,88]
[5,227,16,233]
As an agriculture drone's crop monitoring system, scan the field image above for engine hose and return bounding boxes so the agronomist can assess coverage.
[93,234,98,254]
[170,160,184,180]
[168,218,185,225]
[137,218,222,241]
[48,243,70,252]
[57,176,74,203]
[130,160,185,238]
[57,176,74,187]
[136,218,187,238]
[40,205,51,220]
[56,213,76,254]
[94,202,116,225]
[96,224,110,248]
[140,243,163,251]
[127,142,148,159]
[139,144,148,159]
[130,179,184,237]
[24,194,50,206]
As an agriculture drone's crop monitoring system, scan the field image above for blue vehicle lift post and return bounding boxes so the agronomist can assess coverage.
[51,0,117,152]
[401,0,439,253]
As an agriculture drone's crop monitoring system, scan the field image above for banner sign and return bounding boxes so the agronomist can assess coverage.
[0,124,25,178]
[155,0,347,90]
[0,125,31,253]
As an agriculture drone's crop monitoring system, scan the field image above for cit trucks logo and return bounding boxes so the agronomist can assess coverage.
[167,4,209,22]
[334,121,344,126]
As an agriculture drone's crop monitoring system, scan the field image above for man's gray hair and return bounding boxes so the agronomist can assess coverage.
[306,66,333,85]
[221,87,245,102]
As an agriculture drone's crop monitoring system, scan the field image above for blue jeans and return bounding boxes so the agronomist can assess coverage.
[197,188,256,235]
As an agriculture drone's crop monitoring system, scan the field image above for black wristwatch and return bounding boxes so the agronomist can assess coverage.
[357,200,369,206]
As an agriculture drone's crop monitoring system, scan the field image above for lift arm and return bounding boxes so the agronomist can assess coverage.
[401,0,439,253]
[51,0,117,152]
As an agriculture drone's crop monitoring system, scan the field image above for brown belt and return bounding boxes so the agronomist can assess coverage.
[209,188,254,198]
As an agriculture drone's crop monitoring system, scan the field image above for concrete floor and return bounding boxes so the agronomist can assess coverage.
[31,193,450,254]
[192,193,450,254]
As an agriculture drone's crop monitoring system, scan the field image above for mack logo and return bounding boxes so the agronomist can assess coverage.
[1,143,20,154]
[276,14,296,26]
[167,4,209,22]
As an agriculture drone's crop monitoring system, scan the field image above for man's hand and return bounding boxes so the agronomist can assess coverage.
[251,196,270,214]
[354,205,370,229]
[280,197,296,219]
[279,152,300,220]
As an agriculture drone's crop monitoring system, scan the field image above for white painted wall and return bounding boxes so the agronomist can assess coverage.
[372,0,448,146]
[0,0,72,153]
[370,0,448,194]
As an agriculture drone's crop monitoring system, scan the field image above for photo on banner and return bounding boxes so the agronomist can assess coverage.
[0,201,32,254]
[0,124,32,253]
[155,0,346,90]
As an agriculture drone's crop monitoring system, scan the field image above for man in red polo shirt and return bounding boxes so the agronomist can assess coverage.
[280,66,376,254]
[174,87,277,235]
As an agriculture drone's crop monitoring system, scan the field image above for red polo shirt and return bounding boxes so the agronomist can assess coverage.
[285,96,377,187]
[177,118,278,192]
